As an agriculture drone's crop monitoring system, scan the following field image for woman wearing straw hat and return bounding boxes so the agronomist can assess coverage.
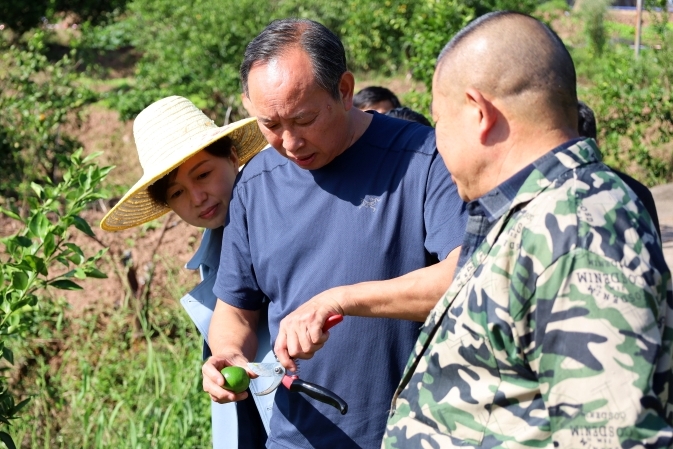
[100,96,271,448]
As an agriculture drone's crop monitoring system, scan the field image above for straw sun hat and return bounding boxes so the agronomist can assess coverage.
[100,96,267,231]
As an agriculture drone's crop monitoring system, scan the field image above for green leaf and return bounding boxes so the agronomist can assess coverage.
[28,214,49,239]
[49,279,82,290]
[2,347,13,365]
[73,216,94,237]
[9,299,30,312]
[11,273,28,291]
[30,182,43,199]
[0,208,21,221]
[15,236,32,248]
[67,253,84,265]
[64,243,84,256]
[0,431,16,449]
[94,248,109,259]
[85,268,107,279]
[82,151,103,163]
[43,233,56,258]
[23,255,47,276]
[11,398,30,414]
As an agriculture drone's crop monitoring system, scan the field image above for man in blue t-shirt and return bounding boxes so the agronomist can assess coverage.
[201,19,467,448]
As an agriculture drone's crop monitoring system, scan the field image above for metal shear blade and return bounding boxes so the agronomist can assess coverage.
[247,362,286,396]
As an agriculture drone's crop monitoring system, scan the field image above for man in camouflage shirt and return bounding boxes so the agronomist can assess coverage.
[383,12,673,449]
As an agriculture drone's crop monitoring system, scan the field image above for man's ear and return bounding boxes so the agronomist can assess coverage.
[465,87,497,144]
[241,93,255,116]
[338,71,356,110]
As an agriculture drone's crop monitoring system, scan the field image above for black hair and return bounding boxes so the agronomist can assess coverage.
[577,100,597,140]
[240,19,347,101]
[385,107,432,127]
[147,136,234,206]
[353,86,401,110]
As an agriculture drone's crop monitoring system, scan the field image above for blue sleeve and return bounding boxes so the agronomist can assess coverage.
[213,182,265,310]
[424,148,467,260]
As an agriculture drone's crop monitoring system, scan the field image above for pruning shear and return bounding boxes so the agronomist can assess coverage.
[247,314,348,415]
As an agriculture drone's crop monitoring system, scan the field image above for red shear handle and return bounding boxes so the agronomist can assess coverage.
[323,314,343,332]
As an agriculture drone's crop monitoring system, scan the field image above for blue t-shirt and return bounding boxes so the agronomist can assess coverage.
[214,112,467,449]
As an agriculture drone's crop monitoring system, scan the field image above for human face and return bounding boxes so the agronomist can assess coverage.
[165,148,239,229]
[432,69,482,202]
[364,100,395,114]
[247,48,353,170]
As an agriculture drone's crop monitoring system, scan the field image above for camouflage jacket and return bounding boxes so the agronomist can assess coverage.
[383,139,673,449]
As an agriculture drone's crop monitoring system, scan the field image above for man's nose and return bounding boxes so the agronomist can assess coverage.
[281,128,304,154]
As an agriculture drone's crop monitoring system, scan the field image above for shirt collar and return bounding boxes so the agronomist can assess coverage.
[468,137,585,223]
[455,137,592,272]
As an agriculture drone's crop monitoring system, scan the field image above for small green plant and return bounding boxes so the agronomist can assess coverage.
[338,0,412,74]
[0,31,98,200]
[404,0,473,91]
[9,255,211,449]
[579,44,673,185]
[579,0,611,56]
[0,149,112,448]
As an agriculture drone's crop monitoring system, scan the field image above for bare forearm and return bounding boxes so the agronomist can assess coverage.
[338,246,460,322]
[208,299,259,361]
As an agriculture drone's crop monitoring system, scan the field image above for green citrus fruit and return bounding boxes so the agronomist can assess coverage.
[221,366,250,394]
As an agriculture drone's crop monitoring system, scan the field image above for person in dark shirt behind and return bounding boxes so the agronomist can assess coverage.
[353,86,401,113]
[385,107,432,127]
[578,100,661,237]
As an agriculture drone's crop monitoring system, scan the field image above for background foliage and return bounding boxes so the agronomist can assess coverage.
[0,151,112,449]
[77,0,541,121]
[0,0,673,447]
[0,32,97,200]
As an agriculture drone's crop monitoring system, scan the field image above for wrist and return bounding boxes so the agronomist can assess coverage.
[331,285,350,316]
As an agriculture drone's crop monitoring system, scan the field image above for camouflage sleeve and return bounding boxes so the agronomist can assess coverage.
[515,247,673,448]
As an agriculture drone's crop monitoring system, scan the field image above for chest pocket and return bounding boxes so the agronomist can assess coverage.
[418,317,501,445]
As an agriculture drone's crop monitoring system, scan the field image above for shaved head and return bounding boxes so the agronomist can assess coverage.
[435,11,577,128]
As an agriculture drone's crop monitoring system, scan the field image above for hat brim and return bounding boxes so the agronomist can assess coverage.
[100,117,267,231]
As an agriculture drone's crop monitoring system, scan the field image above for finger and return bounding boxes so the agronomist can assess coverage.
[274,330,297,372]
[297,330,325,359]
[286,326,303,358]
[203,355,229,372]
[211,389,249,404]
[202,359,225,387]
[204,376,249,403]
[298,326,326,356]
[307,318,326,344]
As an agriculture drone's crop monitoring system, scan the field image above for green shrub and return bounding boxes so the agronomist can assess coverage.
[102,0,277,121]
[0,150,112,448]
[338,0,412,74]
[576,43,673,185]
[404,0,473,91]
[0,32,98,200]
[578,0,611,56]
[9,296,211,448]
[92,0,548,120]
[0,0,128,36]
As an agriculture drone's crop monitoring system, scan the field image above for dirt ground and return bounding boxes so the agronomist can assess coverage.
[74,106,141,189]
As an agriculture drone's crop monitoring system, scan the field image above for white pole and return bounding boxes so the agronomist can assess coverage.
[635,0,643,58]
